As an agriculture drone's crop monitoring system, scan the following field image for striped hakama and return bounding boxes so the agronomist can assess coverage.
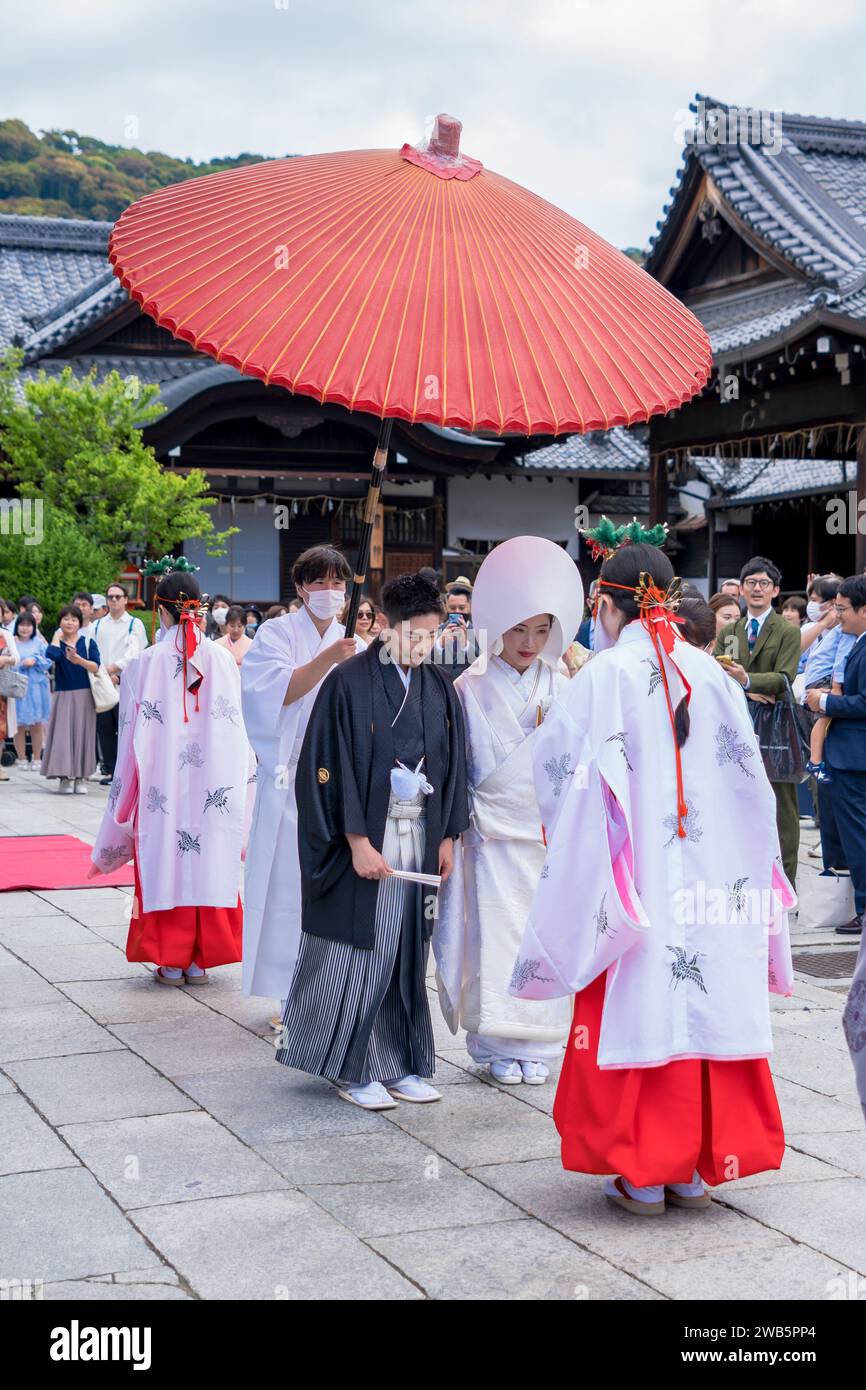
[275,790,435,1085]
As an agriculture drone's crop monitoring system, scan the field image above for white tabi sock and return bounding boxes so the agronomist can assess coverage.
[621,1177,665,1204]
[185,962,205,977]
[159,966,183,980]
[666,1169,705,1198]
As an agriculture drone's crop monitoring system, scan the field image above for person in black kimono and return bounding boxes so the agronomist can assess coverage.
[276,572,469,1110]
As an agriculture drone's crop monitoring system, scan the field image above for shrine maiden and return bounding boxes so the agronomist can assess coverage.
[90,561,249,984]
[434,536,583,1084]
[240,546,365,1016]
[510,537,795,1215]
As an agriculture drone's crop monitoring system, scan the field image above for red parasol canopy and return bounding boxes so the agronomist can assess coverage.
[109,115,711,436]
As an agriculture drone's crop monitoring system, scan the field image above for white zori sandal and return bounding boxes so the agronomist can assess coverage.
[336,1081,398,1111]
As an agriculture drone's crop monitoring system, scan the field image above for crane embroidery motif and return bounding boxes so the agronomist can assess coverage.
[726,877,750,919]
[141,700,164,725]
[176,830,201,856]
[643,658,663,696]
[204,786,232,815]
[666,946,707,993]
[605,731,634,772]
[594,891,616,948]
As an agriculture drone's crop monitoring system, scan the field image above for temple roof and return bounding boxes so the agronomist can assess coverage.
[647,96,866,354]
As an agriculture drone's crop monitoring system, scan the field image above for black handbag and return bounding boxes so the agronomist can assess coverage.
[748,675,809,783]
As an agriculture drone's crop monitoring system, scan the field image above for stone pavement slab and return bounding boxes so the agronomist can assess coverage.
[787,1130,866,1179]
[132,1189,423,1300]
[469,1159,790,1276]
[384,1080,563,1167]
[262,1128,454,1186]
[0,916,99,949]
[60,976,203,1024]
[12,940,146,982]
[43,1280,191,1300]
[0,1000,125,1063]
[109,1014,277,1077]
[637,1242,858,1301]
[301,1165,522,1237]
[369,1222,661,1300]
[720,1177,866,1275]
[0,1093,79,1176]
[772,1076,864,1133]
[0,891,61,918]
[0,1168,160,1283]
[59,1111,287,1209]
[5,1049,198,1125]
[176,1065,385,1146]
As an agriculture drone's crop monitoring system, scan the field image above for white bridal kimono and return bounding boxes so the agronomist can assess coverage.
[240,607,364,1000]
[509,621,796,1068]
[90,631,250,910]
[435,654,572,1059]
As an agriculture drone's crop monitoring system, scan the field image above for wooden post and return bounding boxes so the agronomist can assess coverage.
[344,417,393,636]
[857,426,866,575]
[649,451,668,527]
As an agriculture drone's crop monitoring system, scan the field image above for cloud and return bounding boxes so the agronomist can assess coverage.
[3,0,865,245]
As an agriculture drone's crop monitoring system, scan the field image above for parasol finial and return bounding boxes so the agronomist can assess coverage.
[401,113,483,180]
[429,113,462,159]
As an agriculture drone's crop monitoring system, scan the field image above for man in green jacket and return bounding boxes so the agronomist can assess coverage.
[714,556,802,883]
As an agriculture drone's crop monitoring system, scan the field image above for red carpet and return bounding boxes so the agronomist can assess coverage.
[0,835,134,891]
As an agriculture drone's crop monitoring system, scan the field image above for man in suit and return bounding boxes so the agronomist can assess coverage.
[715,556,802,883]
[805,574,866,936]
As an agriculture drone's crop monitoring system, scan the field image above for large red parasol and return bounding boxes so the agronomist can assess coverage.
[109,115,711,627]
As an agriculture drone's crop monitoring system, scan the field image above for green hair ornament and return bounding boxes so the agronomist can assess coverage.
[581,515,669,563]
[140,555,200,578]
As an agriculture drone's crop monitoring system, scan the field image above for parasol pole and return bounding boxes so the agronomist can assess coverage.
[344,416,393,637]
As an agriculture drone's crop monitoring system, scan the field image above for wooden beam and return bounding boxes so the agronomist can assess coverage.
[857,427,866,574]
[649,452,668,526]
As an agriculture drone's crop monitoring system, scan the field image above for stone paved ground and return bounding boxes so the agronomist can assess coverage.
[1,764,865,1301]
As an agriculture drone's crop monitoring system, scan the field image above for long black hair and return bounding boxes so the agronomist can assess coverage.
[155,571,202,624]
[599,542,690,747]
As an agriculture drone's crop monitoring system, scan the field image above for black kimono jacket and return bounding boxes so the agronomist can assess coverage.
[295,639,469,950]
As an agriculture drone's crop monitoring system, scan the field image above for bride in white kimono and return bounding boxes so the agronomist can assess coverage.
[434,536,584,1084]
[240,546,365,1019]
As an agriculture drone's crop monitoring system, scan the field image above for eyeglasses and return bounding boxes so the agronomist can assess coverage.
[742,578,773,590]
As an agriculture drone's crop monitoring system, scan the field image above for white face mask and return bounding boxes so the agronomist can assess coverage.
[806,600,823,623]
[301,586,345,620]
[211,606,229,626]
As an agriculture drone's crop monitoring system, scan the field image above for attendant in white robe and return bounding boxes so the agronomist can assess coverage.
[509,541,795,1215]
[435,536,584,1084]
[90,564,249,985]
[241,546,364,1020]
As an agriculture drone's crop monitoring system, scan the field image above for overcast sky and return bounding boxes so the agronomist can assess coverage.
[4,0,866,247]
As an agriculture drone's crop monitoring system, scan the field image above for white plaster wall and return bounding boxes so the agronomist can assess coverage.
[447,476,579,556]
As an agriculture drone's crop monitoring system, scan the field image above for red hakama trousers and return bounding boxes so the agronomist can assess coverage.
[554,974,785,1189]
[127,855,243,970]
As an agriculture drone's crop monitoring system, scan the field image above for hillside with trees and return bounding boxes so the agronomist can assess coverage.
[0,118,276,221]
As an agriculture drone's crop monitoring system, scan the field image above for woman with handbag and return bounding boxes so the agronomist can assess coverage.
[10,610,51,771]
[41,605,101,794]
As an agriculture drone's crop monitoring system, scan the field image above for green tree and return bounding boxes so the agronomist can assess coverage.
[0,349,234,569]
[0,503,119,627]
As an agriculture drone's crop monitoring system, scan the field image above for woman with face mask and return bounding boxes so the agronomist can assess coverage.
[434,537,584,1085]
[207,596,232,640]
[240,546,366,1025]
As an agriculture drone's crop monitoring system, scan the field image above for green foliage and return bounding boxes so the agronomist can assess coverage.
[0,503,119,626]
[0,118,279,221]
[0,349,235,576]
